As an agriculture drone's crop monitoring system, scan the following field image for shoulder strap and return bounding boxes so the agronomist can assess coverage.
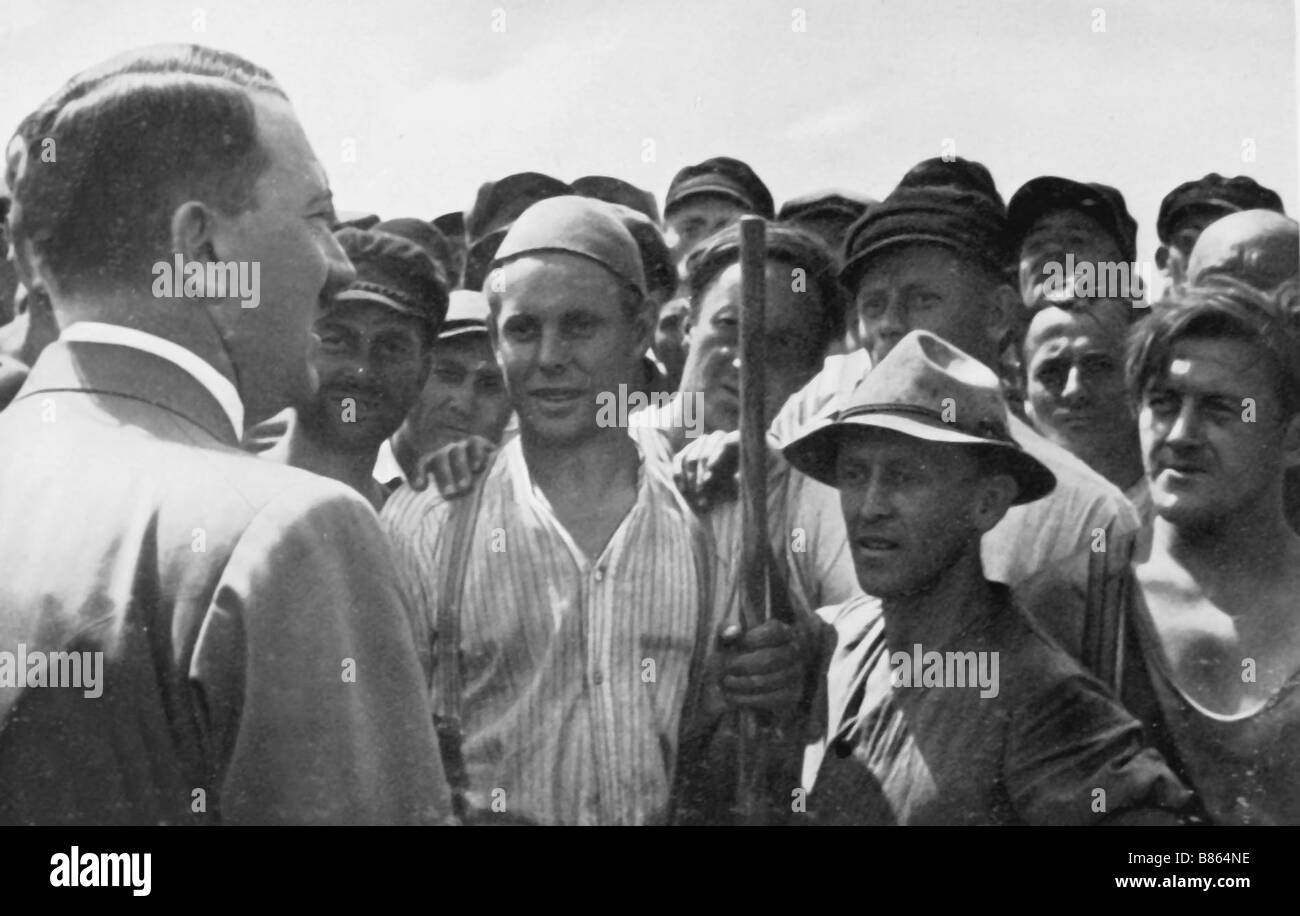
[431,452,497,813]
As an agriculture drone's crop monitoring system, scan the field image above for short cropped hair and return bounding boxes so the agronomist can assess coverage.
[1126,276,1300,416]
[685,221,846,352]
[7,44,285,293]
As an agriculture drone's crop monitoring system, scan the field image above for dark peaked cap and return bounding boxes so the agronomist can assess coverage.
[665,156,774,220]
[1007,176,1138,263]
[373,217,454,287]
[491,195,647,295]
[466,171,572,242]
[332,227,449,333]
[572,175,661,224]
[1158,173,1286,244]
[840,185,1013,290]
[897,156,1005,211]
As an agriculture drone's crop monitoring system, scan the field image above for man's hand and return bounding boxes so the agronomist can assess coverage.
[717,618,811,716]
[673,429,740,513]
[410,435,496,498]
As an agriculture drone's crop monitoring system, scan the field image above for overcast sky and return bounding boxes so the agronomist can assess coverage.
[2,0,1296,263]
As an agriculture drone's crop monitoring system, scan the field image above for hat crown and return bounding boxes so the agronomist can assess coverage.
[492,195,647,294]
[841,331,1011,442]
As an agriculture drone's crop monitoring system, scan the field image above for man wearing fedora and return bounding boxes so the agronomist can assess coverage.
[788,331,1192,825]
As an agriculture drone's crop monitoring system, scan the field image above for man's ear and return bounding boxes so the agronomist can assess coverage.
[985,284,1019,353]
[169,201,218,262]
[1155,245,1169,271]
[971,472,1018,535]
[1280,411,1300,469]
[628,295,654,358]
[415,347,434,389]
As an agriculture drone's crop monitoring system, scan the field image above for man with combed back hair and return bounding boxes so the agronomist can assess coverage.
[0,44,451,825]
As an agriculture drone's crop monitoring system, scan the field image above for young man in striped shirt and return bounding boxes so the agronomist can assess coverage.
[384,196,807,825]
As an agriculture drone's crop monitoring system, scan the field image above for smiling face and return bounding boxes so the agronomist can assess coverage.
[679,260,828,434]
[854,243,1008,368]
[302,300,430,453]
[834,428,1011,599]
[207,92,356,423]
[1140,336,1297,530]
[405,333,510,454]
[1024,300,1136,464]
[490,253,650,448]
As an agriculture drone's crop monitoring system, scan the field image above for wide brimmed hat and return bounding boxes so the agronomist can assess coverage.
[783,330,1056,505]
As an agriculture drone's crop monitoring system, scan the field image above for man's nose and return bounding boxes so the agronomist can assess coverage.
[1060,365,1087,402]
[854,470,894,521]
[537,327,569,370]
[321,231,357,297]
[870,294,909,340]
[1166,400,1203,444]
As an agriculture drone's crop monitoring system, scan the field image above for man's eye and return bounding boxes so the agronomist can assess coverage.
[1147,392,1177,413]
[838,465,866,486]
[857,296,887,318]
[435,368,464,383]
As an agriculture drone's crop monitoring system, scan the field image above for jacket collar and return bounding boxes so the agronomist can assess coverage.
[16,339,241,446]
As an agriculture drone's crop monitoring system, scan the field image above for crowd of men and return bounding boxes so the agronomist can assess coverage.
[1,43,1298,825]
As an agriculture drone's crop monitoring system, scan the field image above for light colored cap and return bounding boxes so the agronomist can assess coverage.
[491,195,646,295]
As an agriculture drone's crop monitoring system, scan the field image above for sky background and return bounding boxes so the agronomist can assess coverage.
[2,0,1296,266]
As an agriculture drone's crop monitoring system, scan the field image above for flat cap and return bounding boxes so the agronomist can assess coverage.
[374,217,455,286]
[466,172,572,242]
[572,175,661,224]
[491,195,646,295]
[331,227,449,332]
[841,186,1013,291]
[1157,173,1285,244]
[778,189,877,256]
[897,156,1005,210]
[665,156,774,220]
[1186,209,1299,290]
[1008,177,1138,263]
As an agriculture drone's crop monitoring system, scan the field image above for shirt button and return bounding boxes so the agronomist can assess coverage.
[594,567,605,582]
[592,671,604,685]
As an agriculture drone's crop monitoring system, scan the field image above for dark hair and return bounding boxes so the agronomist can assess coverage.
[685,220,846,351]
[1126,276,1300,416]
[7,44,285,293]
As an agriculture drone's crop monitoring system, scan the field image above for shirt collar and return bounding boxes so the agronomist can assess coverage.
[373,436,407,487]
[59,321,245,435]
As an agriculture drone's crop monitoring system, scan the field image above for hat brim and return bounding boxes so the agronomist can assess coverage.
[839,233,991,289]
[783,413,1056,506]
[665,184,755,217]
[332,288,425,321]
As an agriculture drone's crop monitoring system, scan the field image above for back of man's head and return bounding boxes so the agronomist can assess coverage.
[7,44,284,299]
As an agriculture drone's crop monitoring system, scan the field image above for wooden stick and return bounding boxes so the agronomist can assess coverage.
[737,216,769,631]
[734,216,769,823]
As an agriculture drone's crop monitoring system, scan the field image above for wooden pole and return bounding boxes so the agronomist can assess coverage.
[734,215,769,823]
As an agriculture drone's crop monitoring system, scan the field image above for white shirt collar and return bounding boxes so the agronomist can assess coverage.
[60,321,245,435]
[373,436,407,487]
